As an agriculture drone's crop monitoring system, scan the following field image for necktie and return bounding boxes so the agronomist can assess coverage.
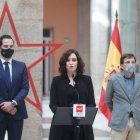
[4,62,11,90]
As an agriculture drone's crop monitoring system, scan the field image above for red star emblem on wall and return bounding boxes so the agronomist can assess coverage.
[0,2,63,111]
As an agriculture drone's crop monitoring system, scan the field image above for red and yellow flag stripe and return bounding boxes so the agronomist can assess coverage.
[99,19,122,121]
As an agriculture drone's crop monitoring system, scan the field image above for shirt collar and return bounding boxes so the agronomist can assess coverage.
[121,71,135,80]
[0,57,12,65]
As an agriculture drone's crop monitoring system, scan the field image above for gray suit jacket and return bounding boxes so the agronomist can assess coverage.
[105,72,140,131]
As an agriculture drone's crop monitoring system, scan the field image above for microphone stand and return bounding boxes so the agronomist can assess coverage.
[72,74,81,140]
[74,85,81,140]
[75,125,80,140]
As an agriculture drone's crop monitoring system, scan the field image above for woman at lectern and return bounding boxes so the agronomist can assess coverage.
[49,49,96,140]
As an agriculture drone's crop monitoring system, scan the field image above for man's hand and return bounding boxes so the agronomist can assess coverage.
[0,101,14,113]
[9,107,17,115]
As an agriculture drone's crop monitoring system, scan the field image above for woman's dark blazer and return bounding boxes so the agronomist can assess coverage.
[49,75,96,140]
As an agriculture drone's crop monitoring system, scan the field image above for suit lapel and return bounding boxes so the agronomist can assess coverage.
[0,59,12,94]
[132,73,140,100]
[11,60,16,87]
[0,60,5,77]
[0,60,8,86]
[116,73,130,99]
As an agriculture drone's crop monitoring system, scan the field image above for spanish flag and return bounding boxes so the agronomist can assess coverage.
[99,16,122,121]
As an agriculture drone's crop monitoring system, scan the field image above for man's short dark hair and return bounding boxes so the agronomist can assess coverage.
[0,35,14,48]
[120,53,136,64]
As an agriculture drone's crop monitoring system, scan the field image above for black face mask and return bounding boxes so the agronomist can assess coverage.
[1,48,14,58]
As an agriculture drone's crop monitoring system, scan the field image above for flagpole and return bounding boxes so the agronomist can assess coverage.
[115,10,118,19]
[99,9,122,121]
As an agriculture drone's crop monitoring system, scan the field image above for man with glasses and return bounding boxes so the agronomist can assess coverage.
[0,35,29,140]
[105,53,140,140]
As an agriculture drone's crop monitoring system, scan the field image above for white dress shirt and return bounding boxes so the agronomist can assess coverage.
[1,57,12,81]
[0,57,18,105]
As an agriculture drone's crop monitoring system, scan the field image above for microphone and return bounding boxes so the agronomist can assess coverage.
[71,74,80,104]
[72,74,75,79]
[71,74,75,86]
[71,74,81,129]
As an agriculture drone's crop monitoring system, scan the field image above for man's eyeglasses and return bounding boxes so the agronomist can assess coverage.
[2,45,14,48]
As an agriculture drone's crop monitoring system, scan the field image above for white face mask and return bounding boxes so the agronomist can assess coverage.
[124,63,136,73]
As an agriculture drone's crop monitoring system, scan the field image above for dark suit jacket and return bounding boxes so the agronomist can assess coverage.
[0,59,29,120]
[49,75,96,140]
